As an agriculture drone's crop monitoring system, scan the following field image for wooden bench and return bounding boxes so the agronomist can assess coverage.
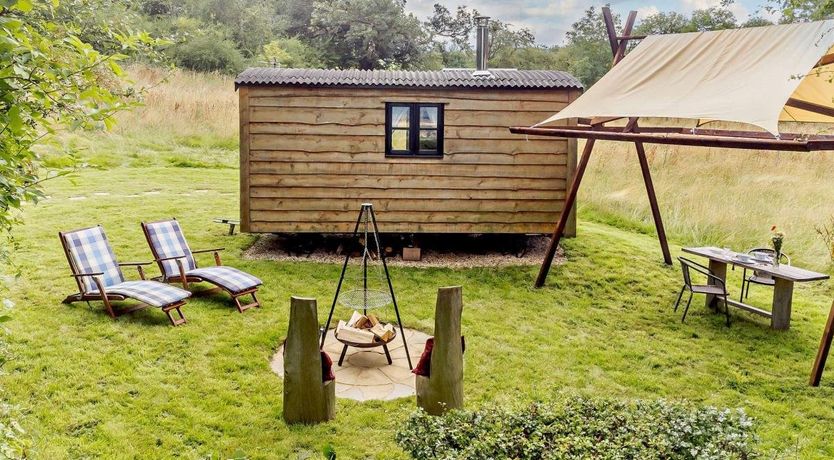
[214,218,240,235]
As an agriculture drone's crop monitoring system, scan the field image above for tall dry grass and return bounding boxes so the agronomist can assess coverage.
[116,66,238,139]
[41,66,240,169]
[583,122,834,269]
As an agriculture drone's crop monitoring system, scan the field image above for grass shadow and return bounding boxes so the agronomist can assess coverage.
[64,300,176,328]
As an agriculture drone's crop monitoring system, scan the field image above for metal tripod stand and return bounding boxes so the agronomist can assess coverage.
[319,203,413,369]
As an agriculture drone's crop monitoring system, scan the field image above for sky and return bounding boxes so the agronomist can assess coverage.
[404,0,781,46]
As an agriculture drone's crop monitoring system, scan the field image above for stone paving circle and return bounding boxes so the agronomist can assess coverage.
[271,327,429,402]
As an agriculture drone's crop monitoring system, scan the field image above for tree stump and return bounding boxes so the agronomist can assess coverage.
[416,286,464,415]
[283,296,336,424]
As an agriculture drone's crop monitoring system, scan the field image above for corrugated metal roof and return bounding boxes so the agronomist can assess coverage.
[235,68,583,90]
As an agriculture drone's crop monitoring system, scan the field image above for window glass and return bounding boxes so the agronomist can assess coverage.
[391,106,410,128]
[420,106,438,128]
[419,130,437,151]
[391,129,409,151]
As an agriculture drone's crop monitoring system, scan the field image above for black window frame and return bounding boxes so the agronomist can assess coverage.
[384,102,445,158]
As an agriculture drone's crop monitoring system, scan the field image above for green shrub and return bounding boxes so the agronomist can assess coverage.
[395,397,758,459]
[171,35,244,74]
[0,401,28,459]
[259,37,323,68]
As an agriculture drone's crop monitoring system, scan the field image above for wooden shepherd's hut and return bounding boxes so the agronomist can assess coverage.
[235,19,582,235]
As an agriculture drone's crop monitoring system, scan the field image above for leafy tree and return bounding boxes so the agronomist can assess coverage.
[556,5,620,88]
[767,0,834,21]
[742,16,775,27]
[492,45,562,70]
[0,0,157,271]
[308,0,426,69]
[170,33,244,73]
[190,0,282,58]
[52,0,147,55]
[259,37,323,68]
[425,4,476,51]
[277,0,316,39]
[488,18,535,60]
[635,11,691,35]
[636,5,738,36]
[690,6,737,31]
[138,0,184,17]
[424,4,536,68]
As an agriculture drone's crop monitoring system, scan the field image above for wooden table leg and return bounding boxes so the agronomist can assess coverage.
[706,260,727,309]
[810,300,834,386]
[771,277,794,330]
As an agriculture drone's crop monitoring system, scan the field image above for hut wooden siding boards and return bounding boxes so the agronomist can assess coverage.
[236,68,582,234]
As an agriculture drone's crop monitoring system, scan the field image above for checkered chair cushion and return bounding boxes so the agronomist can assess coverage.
[63,226,125,293]
[91,280,190,308]
[143,220,196,279]
[187,266,263,294]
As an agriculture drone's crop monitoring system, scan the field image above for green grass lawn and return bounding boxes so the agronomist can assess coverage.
[4,165,834,458]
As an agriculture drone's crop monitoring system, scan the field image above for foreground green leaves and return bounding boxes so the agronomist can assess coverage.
[0,401,28,459]
[397,397,758,459]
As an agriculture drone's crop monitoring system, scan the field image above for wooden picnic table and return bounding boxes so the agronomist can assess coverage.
[682,247,829,330]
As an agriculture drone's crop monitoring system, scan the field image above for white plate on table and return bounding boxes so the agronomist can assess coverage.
[733,255,755,264]
[752,253,773,263]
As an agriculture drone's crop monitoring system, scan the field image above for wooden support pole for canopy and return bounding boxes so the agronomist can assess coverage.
[635,141,673,264]
[608,14,673,266]
[535,139,595,288]
[602,7,620,56]
[535,8,660,287]
[815,53,834,68]
[618,34,646,40]
[542,124,834,141]
[613,11,638,64]
[810,300,834,386]
[786,98,834,118]
[509,126,828,152]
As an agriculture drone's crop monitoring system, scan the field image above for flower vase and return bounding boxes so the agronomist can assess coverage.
[773,250,781,268]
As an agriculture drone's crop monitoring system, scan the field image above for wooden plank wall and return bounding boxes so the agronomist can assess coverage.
[239,86,579,234]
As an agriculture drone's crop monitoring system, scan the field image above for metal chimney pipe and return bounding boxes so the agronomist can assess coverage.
[474,16,490,74]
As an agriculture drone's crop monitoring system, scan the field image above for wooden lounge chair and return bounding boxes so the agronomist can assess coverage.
[414,286,464,416]
[59,225,190,326]
[141,218,262,312]
[675,257,730,326]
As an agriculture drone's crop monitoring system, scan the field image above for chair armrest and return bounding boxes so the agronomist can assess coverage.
[680,259,726,287]
[192,248,225,254]
[683,262,711,277]
[70,273,109,296]
[155,254,189,262]
[119,262,151,280]
[192,248,224,266]
[686,259,713,273]
[71,272,104,278]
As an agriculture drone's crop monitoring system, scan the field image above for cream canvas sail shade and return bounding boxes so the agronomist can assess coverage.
[536,20,834,135]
